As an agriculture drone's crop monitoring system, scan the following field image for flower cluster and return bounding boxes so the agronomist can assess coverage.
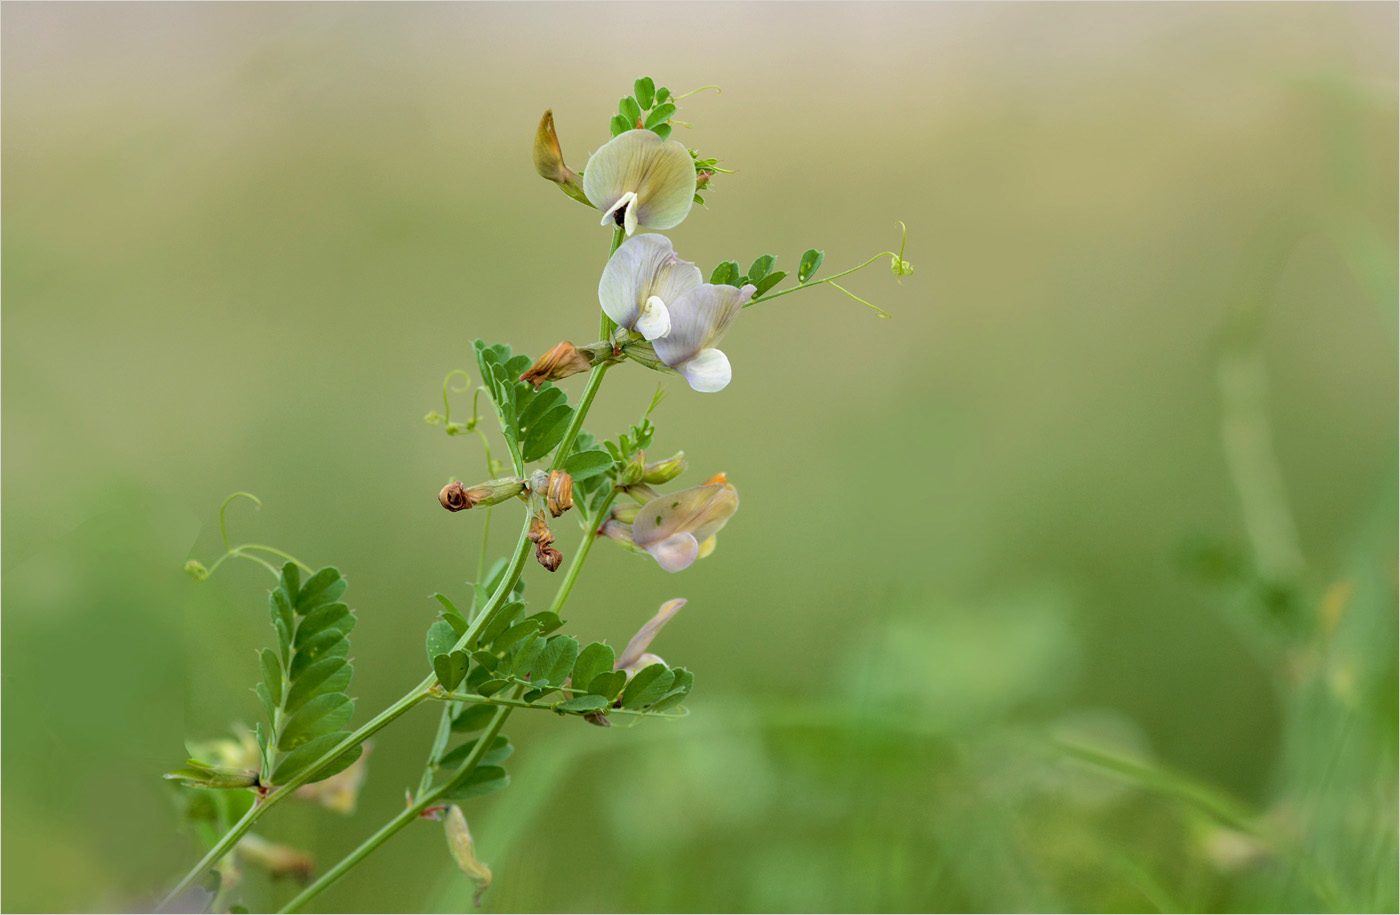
[534,118,752,394]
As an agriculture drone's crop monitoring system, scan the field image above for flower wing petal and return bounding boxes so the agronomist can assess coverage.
[634,483,739,555]
[616,598,686,671]
[651,284,753,368]
[598,235,701,332]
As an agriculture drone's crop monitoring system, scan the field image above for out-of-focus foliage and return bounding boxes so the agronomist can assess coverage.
[2,4,1394,912]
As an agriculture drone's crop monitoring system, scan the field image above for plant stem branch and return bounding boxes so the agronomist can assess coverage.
[280,701,518,914]
[158,682,434,910]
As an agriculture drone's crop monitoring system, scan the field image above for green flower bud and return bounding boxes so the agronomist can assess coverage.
[617,450,647,487]
[164,758,260,790]
[444,805,492,906]
[183,560,209,582]
[641,451,686,485]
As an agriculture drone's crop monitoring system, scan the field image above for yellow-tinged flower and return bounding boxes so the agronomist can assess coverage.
[294,744,371,815]
[443,805,492,907]
[614,598,686,676]
[631,475,739,573]
[583,129,696,236]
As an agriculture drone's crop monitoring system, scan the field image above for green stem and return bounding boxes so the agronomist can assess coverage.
[280,701,518,914]
[274,227,630,912]
[429,690,682,719]
[549,363,610,473]
[417,512,535,792]
[159,683,434,910]
[747,251,898,317]
[549,489,617,616]
[454,512,534,653]
[284,488,622,910]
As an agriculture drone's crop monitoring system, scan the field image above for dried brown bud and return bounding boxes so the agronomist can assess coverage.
[545,470,574,517]
[440,478,526,512]
[440,481,472,511]
[583,711,611,728]
[520,341,593,389]
[528,511,563,571]
[527,511,553,545]
[537,545,564,572]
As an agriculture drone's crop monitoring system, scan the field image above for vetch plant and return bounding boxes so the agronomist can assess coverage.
[162,78,911,913]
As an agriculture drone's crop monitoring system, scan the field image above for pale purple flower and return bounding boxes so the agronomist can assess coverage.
[599,234,701,341]
[599,234,753,390]
[615,598,686,676]
[632,477,739,573]
[583,129,696,237]
[650,282,754,393]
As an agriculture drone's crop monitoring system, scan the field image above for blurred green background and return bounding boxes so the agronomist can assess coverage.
[4,3,1396,912]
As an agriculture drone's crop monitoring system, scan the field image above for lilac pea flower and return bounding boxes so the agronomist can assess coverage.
[632,475,739,573]
[583,129,697,237]
[650,283,755,393]
[599,234,701,341]
[615,598,686,677]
